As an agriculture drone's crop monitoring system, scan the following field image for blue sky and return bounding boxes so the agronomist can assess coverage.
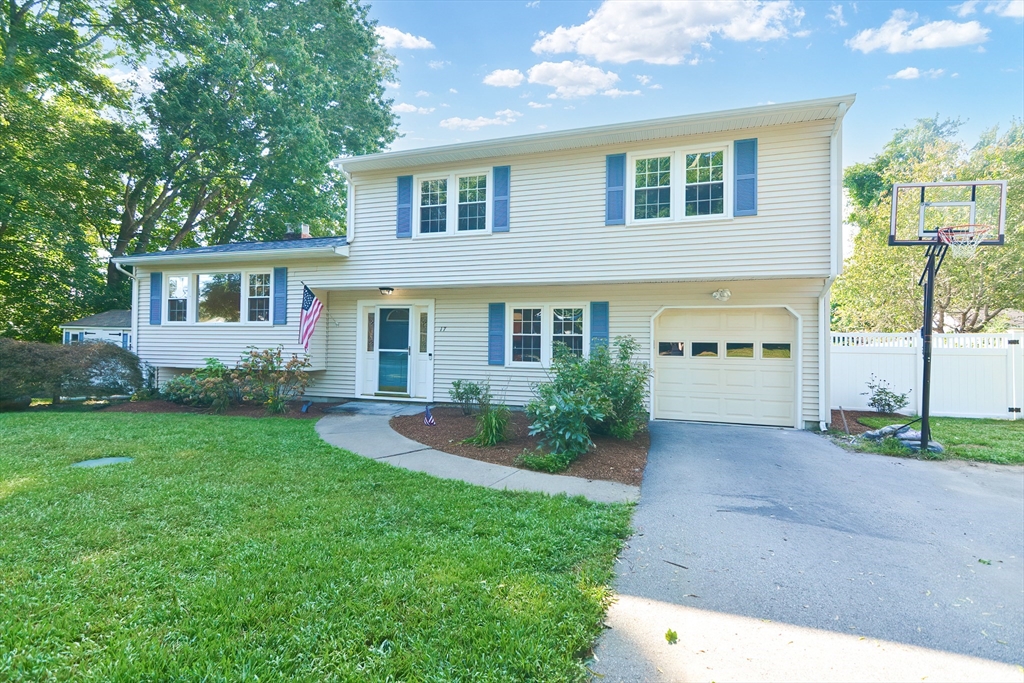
[368,0,1023,164]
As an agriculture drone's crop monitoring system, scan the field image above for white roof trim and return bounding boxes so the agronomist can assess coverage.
[340,94,856,174]
[114,244,350,266]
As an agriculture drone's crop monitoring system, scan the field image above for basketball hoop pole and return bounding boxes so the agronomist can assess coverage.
[918,242,948,452]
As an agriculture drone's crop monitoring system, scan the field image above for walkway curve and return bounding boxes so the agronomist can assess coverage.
[315,402,639,504]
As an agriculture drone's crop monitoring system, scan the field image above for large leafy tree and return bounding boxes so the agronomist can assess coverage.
[0,0,396,341]
[834,118,1024,333]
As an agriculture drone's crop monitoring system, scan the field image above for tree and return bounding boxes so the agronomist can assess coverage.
[833,118,1024,333]
[102,0,397,292]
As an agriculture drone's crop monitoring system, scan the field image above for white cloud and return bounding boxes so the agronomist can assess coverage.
[826,4,847,26]
[526,0,540,6]
[416,90,431,97]
[376,26,434,50]
[393,103,436,114]
[649,83,663,89]
[449,88,458,94]
[531,1,805,65]
[526,60,619,98]
[952,0,981,15]
[636,74,652,85]
[886,67,945,80]
[384,80,400,90]
[483,68,526,87]
[846,10,989,53]
[527,101,552,108]
[428,60,450,70]
[986,0,1024,17]
[439,109,522,131]
[603,88,641,97]
[104,65,157,95]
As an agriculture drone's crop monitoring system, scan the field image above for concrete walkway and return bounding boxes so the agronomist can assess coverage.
[315,402,639,504]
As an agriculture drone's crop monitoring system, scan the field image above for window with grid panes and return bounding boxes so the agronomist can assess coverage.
[684,151,724,216]
[457,175,486,231]
[248,273,271,322]
[552,308,584,356]
[419,179,447,233]
[167,275,189,322]
[634,156,672,219]
[512,308,542,363]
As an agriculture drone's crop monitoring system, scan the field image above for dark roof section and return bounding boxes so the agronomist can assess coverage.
[63,309,132,328]
[121,236,348,260]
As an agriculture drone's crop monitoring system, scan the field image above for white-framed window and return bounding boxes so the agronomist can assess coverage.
[166,274,190,323]
[247,272,272,322]
[627,143,730,225]
[163,270,272,325]
[415,170,491,236]
[506,304,589,366]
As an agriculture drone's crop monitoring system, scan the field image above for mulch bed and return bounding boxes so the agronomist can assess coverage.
[390,406,648,487]
[103,399,346,419]
[831,409,910,435]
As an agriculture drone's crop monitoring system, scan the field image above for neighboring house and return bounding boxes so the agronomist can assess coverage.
[113,95,855,430]
[61,310,133,350]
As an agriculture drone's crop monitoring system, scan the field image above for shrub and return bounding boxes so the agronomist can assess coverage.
[0,338,142,404]
[233,347,311,414]
[448,379,483,415]
[463,382,511,446]
[862,374,910,414]
[515,449,573,473]
[526,383,608,460]
[587,337,651,439]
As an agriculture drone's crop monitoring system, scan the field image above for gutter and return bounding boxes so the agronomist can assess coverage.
[112,243,350,267]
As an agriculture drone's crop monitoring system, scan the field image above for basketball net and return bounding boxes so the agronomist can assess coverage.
[937,225,990,261]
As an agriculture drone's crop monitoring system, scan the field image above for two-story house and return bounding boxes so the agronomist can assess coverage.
[114,94,854,430]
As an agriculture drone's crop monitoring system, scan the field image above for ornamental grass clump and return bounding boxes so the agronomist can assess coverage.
[462,381,512,447]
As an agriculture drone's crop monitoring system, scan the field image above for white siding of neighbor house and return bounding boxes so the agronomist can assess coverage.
[339,121,835,288]
[312,279,824,426]
[133,261,331,371]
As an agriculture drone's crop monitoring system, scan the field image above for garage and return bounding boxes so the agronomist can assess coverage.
[653,307,797,427]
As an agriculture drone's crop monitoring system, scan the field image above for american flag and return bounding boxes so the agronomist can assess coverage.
[298,285,323,351]
[423,405,436,426]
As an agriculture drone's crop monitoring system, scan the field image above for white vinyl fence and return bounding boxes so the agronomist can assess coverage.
[831,331,1023,419]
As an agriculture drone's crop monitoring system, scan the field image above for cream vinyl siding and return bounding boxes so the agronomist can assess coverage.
[314,279,822,425]
[134,263,330,371]
[341,121,833,289]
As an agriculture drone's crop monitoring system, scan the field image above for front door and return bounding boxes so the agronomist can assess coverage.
[377,307,410,394]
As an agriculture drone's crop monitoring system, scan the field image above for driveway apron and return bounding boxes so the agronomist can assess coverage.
[593,421,1024,682]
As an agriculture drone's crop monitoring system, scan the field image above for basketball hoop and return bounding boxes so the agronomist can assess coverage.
[937,224,991,260]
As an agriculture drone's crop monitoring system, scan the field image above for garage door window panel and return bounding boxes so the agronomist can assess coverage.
[659,342,685,356]
[762,343,792,359]
[726,342,754,358]
[692,342,719,357]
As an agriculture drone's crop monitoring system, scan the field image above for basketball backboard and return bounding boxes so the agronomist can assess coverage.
[889,181,1007,247]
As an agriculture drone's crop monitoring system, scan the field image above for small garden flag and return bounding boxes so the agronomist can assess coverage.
[299,285,323,351]
[424,405,436,426]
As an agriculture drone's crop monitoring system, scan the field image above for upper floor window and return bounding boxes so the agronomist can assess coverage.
[634,156,672,220]
[458,175,487,231]
[167,275,189,322]
[628,144,729,224]
[685,151,724,217]
[415,170,490,236]
[419,179,447,234]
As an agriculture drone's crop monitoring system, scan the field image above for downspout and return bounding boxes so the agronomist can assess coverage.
[340,167,355,245]
[819,101,848,430]
[115,262,139,354]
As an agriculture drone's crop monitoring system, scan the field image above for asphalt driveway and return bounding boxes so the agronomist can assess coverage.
[592,421,1024,682]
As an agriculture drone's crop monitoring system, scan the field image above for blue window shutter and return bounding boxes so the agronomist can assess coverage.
[63,330,70,344]
[273,267,288,325]
[590,302,609,350]
[149,272,162,325]
[396,175,413,238]
[122,333,129,349]
[734,138,758,216]
[492,165,510,232]
[606,154,626,225]
[488,303,505,365]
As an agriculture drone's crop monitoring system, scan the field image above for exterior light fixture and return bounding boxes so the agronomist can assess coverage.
[379,287,394,296]
[712,288,732,302]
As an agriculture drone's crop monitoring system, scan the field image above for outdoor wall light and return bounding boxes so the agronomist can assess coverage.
[379,287,395,296]
[712,288,732,302]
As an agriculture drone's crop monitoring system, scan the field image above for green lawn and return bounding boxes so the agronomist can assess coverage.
[0,413,632,681]
[856,415,1024,465]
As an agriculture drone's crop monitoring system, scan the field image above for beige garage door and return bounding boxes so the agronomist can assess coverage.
[654,308,797,427]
